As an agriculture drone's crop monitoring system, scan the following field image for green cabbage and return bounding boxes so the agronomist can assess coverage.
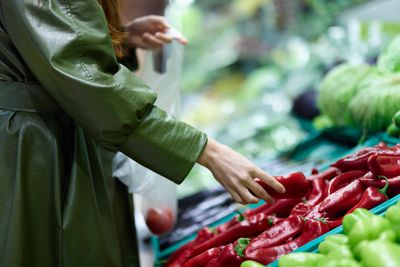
[349,73,400,132]
[317,63,373,126]
[378,35,400,74]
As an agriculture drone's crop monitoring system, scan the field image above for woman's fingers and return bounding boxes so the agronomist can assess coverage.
[244,178,275,203]
[142,33,164,48]
[229,190,246,205]
[155,32,173,44]
[254,168,285,194]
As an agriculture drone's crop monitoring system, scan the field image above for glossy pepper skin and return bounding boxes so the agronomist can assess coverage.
[319,258,360,267]
[325,170,367,195]
[318,180,365,215]
[348,215,393,248]
[240,260,264,267]
[306,178,327,206]
[330,143,395,171]
[361,241,400,267]
[360,175,400,197]
[189,212,272,258]
[205,243,245,267]
[167,228,216,267]
[244,198,302,218]
[278,252,325,267]
[317,246,354,265]
[384,203,400,242]
[342,208,372,234]
[368,154,400,178]
[290,202,312,216]
[318,234,349,254]
[331,150,375,171]
[181,246,223,267]
[255,172,310,199]
[308,167,340,181]
[245,220,330,265]
[246,216,305,253]
[346,178,388,215]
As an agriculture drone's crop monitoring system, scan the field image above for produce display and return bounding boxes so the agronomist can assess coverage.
[277,204,400,267]
[165,142,400,267]
[387,111,400,138]
[316,36,400,133]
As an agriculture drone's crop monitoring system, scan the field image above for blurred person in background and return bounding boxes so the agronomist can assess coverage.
[0,1,285,267]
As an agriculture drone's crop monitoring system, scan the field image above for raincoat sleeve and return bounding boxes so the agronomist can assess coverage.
[0,0,207,184]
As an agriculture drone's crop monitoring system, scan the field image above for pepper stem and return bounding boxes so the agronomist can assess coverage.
[236,210,245,222]
[315,217,327,224]
[234,238,251,257]
[378,176,389,196]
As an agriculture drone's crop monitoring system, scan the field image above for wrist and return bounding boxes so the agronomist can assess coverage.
[197,138,219,168]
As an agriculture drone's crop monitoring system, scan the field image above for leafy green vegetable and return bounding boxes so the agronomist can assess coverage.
[378,35,400,74]
[317,63,373,126]
[349,73,400,132]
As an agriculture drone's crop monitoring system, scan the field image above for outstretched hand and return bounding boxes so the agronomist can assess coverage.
[125,15,188,50]
[198,138,285,205]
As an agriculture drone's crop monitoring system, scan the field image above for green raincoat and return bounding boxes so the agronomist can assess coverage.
[0,0,207,266]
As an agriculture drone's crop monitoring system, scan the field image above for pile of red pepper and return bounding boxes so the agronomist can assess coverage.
[166,142,400,267]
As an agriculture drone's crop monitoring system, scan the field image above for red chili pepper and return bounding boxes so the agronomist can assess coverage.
[166,228,216,267]
[182,246,224,267]
[245,198,302,218]
[308,167,340,181]
[311,167,319,175]
[245,215,305,253]
[290,202,312,216]
[331,143,400,172]
[360,175,400,197]
[255,172,310,199]
[245,219,330,265]
[346,178,389,214]
[318,216,343,229]
[368,154,400,178]
[219,199,301,233]
[325,170,367,195]
[331,151,374,171]
[205,240,248,267]
[188,213,273,259]
[318,180,365,215]
[306,178,327,206]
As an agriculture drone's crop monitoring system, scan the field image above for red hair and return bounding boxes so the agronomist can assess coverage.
[98,0,127,58]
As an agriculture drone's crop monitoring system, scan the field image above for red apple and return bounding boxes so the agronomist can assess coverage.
[145,207,175,235]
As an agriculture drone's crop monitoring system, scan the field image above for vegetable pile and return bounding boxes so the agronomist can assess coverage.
[278,204,400,267]
[316,35,400,132]
[166,142,400,267]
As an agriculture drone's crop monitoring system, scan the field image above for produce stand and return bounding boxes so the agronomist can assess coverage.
[156,132,400,266]
[266,133,400,266]
[151,127,366,262]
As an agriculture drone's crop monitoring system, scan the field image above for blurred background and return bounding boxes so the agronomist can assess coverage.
[119,0,400,265]
[122,0,400,197]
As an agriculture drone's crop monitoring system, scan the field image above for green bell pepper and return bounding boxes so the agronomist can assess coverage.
[241,260,265,267]
[387,123,400,137]
[278,252,325,267]
[316,246,355,267]
[342,208,372,234]
[385,204,400,242]
[353,229,396,260]
[393,110,400,128]
[348,215,392,248]
[318,234,348,255]
[320,258,361,267]
[361,240,400,267]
